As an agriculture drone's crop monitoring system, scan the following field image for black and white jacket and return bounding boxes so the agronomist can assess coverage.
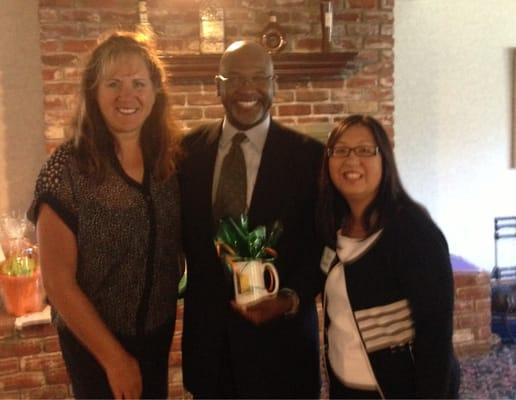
[322,203,460,399]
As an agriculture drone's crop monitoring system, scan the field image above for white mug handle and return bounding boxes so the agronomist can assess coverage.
[263,262,279,295]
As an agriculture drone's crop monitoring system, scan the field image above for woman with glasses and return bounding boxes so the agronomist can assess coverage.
[317,114,460,399]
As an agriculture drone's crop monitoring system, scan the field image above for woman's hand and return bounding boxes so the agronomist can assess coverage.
[104,351,142,399]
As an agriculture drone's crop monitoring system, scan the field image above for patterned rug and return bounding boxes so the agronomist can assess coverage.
[459,342,516,399]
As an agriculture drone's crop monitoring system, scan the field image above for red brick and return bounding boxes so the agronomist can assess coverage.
[349,101,378,113]
[349,0,378,9]
[40,40,60,53]
[21,384,71,399]
[379,102,393,113]
[60,9,100,23]
[168,83,204,93]
[454,299,474,313]
[100,10,136,24]
[475,298,491,311]
[363,11,394,23]
[2,372,45,390]
[42,337,61,353]
[312,79,345,89]
[169,94,186,106]
[335,11,361,23]
[203,107,225,119]
[41,54,78,67]
[381,24,393,36]
[39,0,74,6]
[313,104,345,115]
[365,36,394,49]
[0,314,15,340]
[456,311,491,329]
[455,286,491,300]
[476,326,492,341]
[278,104,311,116]
[296,90,329,102]
[0,358,19,375]
[39,9,59,23]
[0,391,20,400]
[0,339,42,359]
[347,23,380,36]
[76,0,130,7]
[41,68,63,81]
[381,0,394,9]
[346,76,377,89]
[454,272,480,286]
[44,367,70,385]
[187,94,219,106]
[276,81,310,90]
[20,353,65,372]
[19,324,57,339]
[43,83,79,95]
[62,40,97,53]
[274,91,295,103]
[40,24,81,40]
[298,117,330,124]
[379,76,394,88]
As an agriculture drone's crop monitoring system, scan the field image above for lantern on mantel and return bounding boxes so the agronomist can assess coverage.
[199,0,226,54]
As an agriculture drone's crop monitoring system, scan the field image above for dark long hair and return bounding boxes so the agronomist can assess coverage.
[317,114,419,247]
[71,30,181,182]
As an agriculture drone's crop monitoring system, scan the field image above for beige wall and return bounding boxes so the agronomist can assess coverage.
[395,0,516,270]
[0,0,46,216]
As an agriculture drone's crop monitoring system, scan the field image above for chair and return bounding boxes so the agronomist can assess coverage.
[491,216,516,343]
[492,216,516,279]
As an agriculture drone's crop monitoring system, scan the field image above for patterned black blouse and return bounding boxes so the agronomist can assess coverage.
[28,142,181,336]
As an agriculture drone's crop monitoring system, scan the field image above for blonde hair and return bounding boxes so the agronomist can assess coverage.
[72,30,181,182]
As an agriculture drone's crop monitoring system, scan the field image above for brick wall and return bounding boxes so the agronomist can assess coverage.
[39,0,395,150]
[0,271,493,399]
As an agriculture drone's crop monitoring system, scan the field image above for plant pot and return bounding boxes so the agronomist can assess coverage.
[0,269,45,316]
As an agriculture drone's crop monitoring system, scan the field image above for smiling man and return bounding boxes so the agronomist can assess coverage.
[179,41,324,399]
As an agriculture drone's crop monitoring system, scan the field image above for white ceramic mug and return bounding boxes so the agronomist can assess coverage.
[231,259,279,307]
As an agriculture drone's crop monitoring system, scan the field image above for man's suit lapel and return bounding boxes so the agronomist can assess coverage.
[248,121,284,224]
[193,121,221,230]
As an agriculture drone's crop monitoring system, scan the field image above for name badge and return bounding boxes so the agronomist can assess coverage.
[320,246,336,274]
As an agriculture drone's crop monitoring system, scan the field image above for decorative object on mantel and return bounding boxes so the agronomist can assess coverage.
[0,214,45,317]
[137,0,151,30]
[199,0,226,54]
[320,1,333,52]
[260,11,287,54]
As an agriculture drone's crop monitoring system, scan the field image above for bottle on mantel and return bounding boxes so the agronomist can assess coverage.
[199,0,225,54]
[260,11,287,54]
[320,1,333,52]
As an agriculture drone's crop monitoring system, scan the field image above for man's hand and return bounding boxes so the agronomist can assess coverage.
[231,293,293,325]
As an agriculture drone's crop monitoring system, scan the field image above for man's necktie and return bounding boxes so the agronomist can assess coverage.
[213,132,248,223]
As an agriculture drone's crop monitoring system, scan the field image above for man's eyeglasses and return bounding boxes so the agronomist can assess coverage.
[327,145,379,158]
[216,74,275,87]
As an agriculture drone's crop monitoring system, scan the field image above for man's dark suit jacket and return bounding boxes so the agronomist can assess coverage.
[179,119,324,399]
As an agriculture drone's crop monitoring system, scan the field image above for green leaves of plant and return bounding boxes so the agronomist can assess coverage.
[214,214,283,260]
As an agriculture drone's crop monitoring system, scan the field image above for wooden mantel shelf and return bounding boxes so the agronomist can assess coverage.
[159,52,357,81]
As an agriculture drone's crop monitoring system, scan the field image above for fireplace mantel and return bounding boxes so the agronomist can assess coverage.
[160,52,358,82]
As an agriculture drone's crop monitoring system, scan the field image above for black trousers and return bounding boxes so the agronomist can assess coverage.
[58,320,174,399]
[327,362,381,399]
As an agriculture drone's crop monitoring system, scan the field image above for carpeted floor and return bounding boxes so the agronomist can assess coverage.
[459,342,516,399]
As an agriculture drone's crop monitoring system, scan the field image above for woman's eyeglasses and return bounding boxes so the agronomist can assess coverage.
[327,145,379,158]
